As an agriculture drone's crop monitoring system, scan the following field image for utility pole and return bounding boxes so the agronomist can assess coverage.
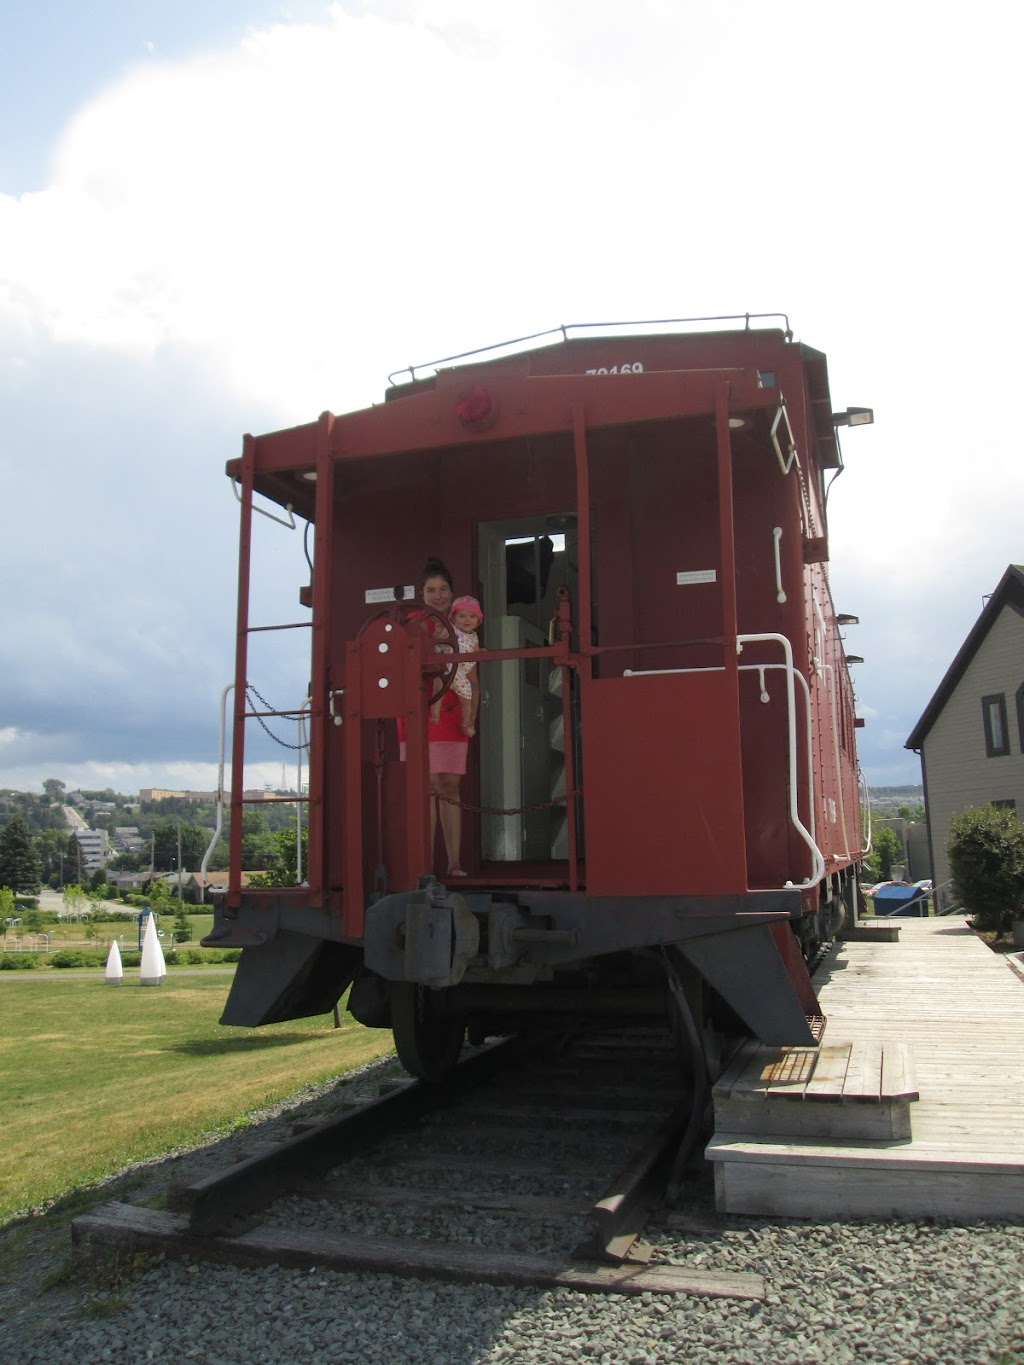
[177,821,183,904]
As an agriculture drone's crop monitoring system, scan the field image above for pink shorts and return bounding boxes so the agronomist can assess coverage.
[399,741,469,775]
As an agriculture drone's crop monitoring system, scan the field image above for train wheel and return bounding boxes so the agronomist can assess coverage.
[391,982,465,1082]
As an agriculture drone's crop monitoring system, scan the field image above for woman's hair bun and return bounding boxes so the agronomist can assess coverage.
[421,557,454,588]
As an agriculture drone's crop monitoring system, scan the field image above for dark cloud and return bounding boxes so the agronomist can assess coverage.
[0,339,308,780]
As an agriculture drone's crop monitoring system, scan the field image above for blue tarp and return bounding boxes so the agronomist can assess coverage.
[872,882,930,916]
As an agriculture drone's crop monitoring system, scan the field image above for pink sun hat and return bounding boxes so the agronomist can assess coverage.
[450,595,483,625]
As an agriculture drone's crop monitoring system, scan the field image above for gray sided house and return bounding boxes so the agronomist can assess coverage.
[906,565,1024,907]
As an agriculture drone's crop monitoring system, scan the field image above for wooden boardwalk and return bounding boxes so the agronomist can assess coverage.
[707,917,1024,1218]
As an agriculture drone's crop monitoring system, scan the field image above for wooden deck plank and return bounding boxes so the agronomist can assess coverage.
[711,1038,762,1095]
[842,1040,881,1103]
[764,1049,818,1098]
[880,1040,918,1100]
[801,1044,851,1100]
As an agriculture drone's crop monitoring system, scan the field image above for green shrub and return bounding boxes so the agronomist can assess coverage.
[51,949,105,969]
[0,953,41,970]
[947,805,1024,937]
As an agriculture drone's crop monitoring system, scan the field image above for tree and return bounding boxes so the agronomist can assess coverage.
[240,810,277,871]
[151,821,210,872]
[862,826,902,884]
[148,879,170,908]
[62,883,87,919]
[875,828,902,881]
[34,827,71,885]
[42,778,66,803]
[892,803,924,822]
[947,805,1024,938]
[0,814,42,893]
[110,851,147,872]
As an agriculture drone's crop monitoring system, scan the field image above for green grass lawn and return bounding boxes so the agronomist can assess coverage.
[0,974,394,1222]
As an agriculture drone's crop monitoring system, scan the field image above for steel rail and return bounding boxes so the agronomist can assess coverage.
[172,1037,530,1236]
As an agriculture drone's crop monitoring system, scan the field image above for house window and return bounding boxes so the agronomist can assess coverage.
[1016,680,1024,752]
[982,693,1010,757]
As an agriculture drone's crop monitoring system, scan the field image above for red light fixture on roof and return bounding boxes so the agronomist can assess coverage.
[455,384,498,429]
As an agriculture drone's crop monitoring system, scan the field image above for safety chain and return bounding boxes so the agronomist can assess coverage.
[435,789,582,816]
[245,684,309,751]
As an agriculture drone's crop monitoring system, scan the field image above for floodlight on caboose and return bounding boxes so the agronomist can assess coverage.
[831,407,874,427]
[845,655,865,664]
[837,613,859,626]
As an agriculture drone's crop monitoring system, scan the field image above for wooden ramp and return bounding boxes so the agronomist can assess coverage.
[707,917,1024,1218]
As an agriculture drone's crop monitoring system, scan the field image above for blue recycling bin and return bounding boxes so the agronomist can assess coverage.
[137,906,155,950]
[873,882,930,917]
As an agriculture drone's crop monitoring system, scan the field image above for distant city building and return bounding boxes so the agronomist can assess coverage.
[113,826,146,854]
[73,828,110,872]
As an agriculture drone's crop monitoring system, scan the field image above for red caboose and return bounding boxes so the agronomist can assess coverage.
[207,317,867,1081]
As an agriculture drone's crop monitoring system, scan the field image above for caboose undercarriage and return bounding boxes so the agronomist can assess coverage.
[207,319,865,1085]
[208,869,852,1081]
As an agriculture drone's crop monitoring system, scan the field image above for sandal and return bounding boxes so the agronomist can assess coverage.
[448,867,467,877]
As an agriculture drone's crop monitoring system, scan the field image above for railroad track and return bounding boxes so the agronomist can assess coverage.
[72,1030,764,1301]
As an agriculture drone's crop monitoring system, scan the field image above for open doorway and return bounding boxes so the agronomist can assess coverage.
[476,517,580,863]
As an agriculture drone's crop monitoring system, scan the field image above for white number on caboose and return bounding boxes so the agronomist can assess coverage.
[585,363,645,375]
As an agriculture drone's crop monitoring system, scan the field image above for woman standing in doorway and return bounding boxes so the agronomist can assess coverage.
[407,557,472,877]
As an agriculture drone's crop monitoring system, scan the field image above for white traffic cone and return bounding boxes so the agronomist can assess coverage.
[140,913,166,986]
[104,939,123,985]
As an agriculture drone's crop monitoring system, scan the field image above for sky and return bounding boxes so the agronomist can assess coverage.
[1,0,1022,798]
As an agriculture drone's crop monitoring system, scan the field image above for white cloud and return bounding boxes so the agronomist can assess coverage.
[1,0,1022,790]
[0,760,294,797]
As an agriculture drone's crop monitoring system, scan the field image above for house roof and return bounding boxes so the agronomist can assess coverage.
[906,564,1024,750]
[183,871,266,888]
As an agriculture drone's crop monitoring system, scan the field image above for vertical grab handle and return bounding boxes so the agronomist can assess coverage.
[772,526,786,604]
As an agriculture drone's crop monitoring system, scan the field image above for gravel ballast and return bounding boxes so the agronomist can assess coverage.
[3,1054,1023,1365]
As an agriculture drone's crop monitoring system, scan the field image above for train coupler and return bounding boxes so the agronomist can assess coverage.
[364,877,479,988]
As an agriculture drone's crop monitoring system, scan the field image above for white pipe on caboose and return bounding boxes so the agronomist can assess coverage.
[821,663,853,863]
[737,633,825,888]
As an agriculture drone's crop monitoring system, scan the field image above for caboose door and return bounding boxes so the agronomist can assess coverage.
[477,518,579,865]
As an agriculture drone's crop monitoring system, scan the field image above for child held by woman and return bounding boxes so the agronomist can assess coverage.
[431,595,482,737]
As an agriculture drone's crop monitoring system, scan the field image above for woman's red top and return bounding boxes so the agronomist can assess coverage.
[396,611,469,746]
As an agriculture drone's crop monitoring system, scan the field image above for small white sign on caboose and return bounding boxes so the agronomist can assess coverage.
[676,569,718,586]
[365,586,415,604]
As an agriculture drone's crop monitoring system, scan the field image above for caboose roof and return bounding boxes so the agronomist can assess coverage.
[228,322,841,518]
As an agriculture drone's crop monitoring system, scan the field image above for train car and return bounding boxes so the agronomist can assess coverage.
[205,315,868,1088]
